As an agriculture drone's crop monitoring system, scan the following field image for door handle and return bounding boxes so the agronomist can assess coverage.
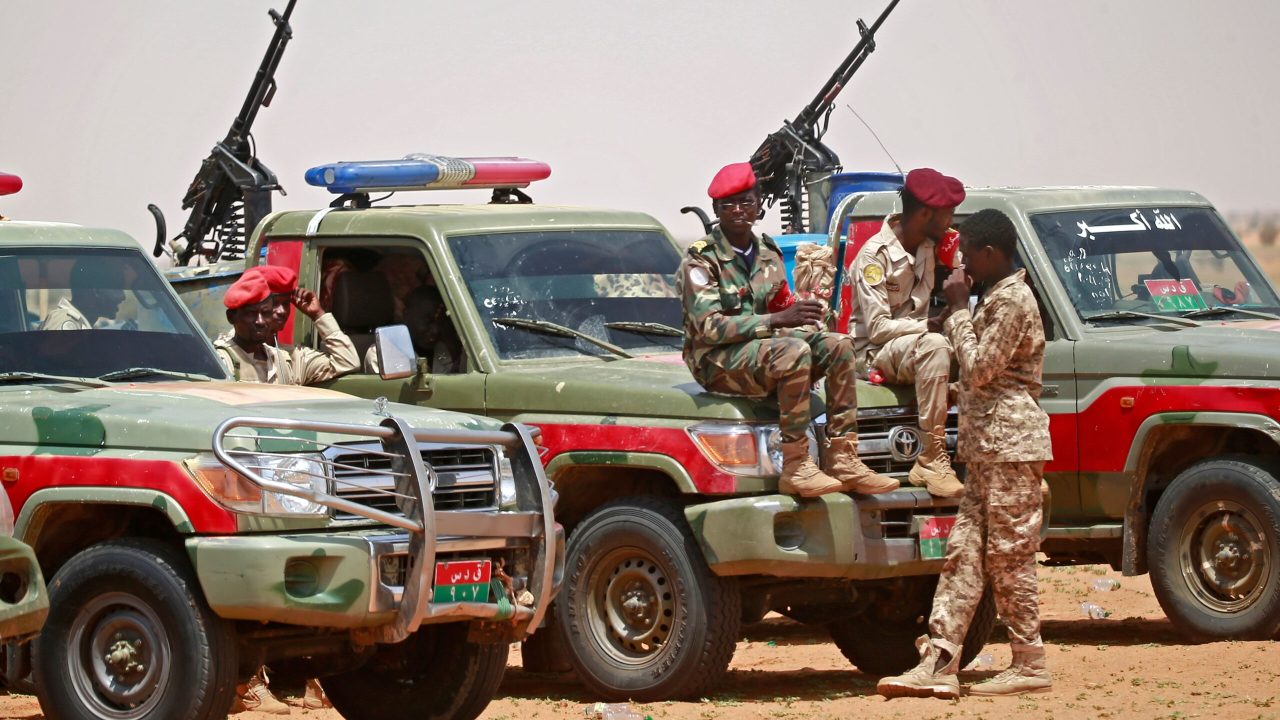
[1040,385,1060,398]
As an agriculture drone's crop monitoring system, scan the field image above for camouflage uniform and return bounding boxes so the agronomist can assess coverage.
[214,313,360,385]
[678,228,859,441]
[38,297,92,331]
[931,268,1053,656]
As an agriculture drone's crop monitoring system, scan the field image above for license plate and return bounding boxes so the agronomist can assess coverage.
[432,560,492,602]
[918,516,956,560]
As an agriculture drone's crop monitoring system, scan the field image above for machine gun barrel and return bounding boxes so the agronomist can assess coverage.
[228,0,297,147]
[793,0,899,132]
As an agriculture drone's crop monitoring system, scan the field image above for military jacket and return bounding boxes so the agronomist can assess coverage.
[943,269,1052,463]
[677,228,788,378]
[852,217,936,357]
[214,312,359,385]
[38,297,92,331]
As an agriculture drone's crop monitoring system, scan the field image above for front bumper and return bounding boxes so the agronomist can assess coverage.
[685,488,959,580]
[0,536,48,641]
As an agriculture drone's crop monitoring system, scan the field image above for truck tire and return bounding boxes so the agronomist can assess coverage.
[324,622,508,720]
[828,578,996,676]
[32,539,238,720]
[1148,457,1280,640]
[555,496,740,701]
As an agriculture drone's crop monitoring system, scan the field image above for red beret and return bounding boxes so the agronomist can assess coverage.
[256,264,298,294]
[904,168,965,208]
[707,162,757,200]
[224,271,271,309]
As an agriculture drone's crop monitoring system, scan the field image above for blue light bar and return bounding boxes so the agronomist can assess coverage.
[304,159,441,194]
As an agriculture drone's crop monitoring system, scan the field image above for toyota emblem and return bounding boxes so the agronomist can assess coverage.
[887,426,923,462]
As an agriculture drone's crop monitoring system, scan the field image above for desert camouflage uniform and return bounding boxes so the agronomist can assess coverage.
[214,313,360,385]
[38,297,92,331]
[852,217,952,434]
[678,228,860,441]
[930,268,1052,653]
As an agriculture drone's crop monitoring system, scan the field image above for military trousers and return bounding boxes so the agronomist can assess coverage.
[699,329,859,442]
[868,331,952,434]
[929,460,1045,654]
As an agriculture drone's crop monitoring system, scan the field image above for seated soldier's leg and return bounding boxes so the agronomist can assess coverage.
[875,333,960,497]
[701,338,842,497]
[805,332,897,494]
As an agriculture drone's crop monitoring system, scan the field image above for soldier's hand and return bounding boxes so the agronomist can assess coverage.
[770,299,825,329]
[293,288,325,320]
[927,312,946,334]
[943,268,972,313]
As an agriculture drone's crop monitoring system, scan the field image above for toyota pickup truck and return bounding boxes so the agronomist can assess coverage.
[169,180,991,701]
[0,220,560,720]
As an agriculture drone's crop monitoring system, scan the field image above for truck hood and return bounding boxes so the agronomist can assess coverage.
[0,381,500,454]
[1081,321,1280,381]
[487,353,912,423]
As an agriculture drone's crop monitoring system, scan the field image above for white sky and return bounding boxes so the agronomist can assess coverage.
[2,1,1278,248]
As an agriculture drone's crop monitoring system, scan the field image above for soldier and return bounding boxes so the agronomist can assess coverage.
[877,208,1053,699]
[38,259,125,330]
[678,162,896,497]
[851,168,966,497]
[214,266,360,385]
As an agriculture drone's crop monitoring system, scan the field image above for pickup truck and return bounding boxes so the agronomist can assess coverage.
[171,200,992,701]
[0,220,561,720]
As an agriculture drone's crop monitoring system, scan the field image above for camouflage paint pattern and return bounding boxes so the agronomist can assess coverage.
[0,536,48,640]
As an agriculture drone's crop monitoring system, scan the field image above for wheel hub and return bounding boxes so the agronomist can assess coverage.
[68,591,172,718]
[104,637,146,677]
[1180,500,1270,612]
[586,549,677,665]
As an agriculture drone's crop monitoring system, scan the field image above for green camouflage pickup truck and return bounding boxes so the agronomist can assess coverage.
[0,221,561,720]
[171,201,990,701]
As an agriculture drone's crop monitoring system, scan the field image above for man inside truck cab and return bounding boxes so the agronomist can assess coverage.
[37,259,126,331]
[678,162,897,497]
[214,265,360,384]
[361,282,462,375]
[851,168,966,498]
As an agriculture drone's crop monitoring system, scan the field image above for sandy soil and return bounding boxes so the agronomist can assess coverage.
[2,563,1275,720]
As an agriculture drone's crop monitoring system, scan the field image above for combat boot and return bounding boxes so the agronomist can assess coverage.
[908,425,963,498]
[969,649,1052,696]
[303,678,332,709]
[824,433,899,494]
[234,667,289,715]
[778,438,843,497]
[877,635,960,700]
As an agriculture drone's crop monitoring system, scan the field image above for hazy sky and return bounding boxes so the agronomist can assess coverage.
[3,1,1278,250]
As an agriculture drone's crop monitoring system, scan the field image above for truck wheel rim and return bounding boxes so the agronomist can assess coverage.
[1178,500,1271,613]
[586,548,677,666]
[67,591,172,719]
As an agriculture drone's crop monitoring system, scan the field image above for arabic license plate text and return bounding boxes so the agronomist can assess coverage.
[918,516,956,560]
[432,559,492,603]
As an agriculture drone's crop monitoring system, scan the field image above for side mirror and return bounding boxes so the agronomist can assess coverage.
[375,325,418,380]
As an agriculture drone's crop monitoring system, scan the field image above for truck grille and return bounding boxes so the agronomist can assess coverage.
[327,444,498,519]
[819,409,959,476]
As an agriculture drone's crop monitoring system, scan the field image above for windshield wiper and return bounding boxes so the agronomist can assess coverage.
[603,321,684,338]
[98,367,213,382]
[0,371,107,388]
[492,317,634,359]
[1082,310,1201,328]
[1179,306,1280,321]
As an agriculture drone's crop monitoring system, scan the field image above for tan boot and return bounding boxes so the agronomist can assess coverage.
[236,666,289,715]
[908,426,963,498]
[825,433,899,494]
[969,649,1053,696]
[303,678,331,709]
[777,438,843,497]
[877,635,960,700]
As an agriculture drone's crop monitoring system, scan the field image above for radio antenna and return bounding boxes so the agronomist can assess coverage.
[846,103,903,176]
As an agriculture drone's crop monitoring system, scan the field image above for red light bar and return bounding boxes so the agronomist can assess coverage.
[0,172,21,197]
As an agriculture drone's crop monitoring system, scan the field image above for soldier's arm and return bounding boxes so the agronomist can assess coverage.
[295,313,362,384]
[943,293,1029,389]
[680,254,771,345]
[854,253,926,344]
[213,346,237,379]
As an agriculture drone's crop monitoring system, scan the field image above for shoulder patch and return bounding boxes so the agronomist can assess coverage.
[689,239,709,253]
[861,263,885,286]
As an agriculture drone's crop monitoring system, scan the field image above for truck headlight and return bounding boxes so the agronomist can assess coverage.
[496,449,518,510]
[188,453,329,517]
[688,423,784,477]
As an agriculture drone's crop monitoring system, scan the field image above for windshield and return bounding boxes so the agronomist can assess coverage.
[1029,206,1280,322]
[0,247,226,379]
[449,229,683,360]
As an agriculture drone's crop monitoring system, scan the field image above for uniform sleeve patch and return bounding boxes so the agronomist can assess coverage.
[689,239,708,252]
[688,266,710,289]
[861,263,885,286]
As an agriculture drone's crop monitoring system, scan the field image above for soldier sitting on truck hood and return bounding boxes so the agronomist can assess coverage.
[214,266,360,385]
[851,168,966,498]
[678,162,897,497]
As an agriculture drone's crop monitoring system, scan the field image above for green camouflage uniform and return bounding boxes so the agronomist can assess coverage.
[931,268,1053,654]
[677,228,860,442]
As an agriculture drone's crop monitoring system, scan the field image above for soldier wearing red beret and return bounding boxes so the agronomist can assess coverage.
[213,266,359,385]
[677,162,896,497]
[850,168,967,498]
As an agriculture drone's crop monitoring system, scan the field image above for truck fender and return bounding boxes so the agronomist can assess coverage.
[15,487,197,543]
[543,451,698,494]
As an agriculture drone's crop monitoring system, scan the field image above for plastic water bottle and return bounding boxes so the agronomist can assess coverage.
[970,653,995,670]
[1079,602,1108,619]
[586,703,644,720]
[1091,578,1120,592]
